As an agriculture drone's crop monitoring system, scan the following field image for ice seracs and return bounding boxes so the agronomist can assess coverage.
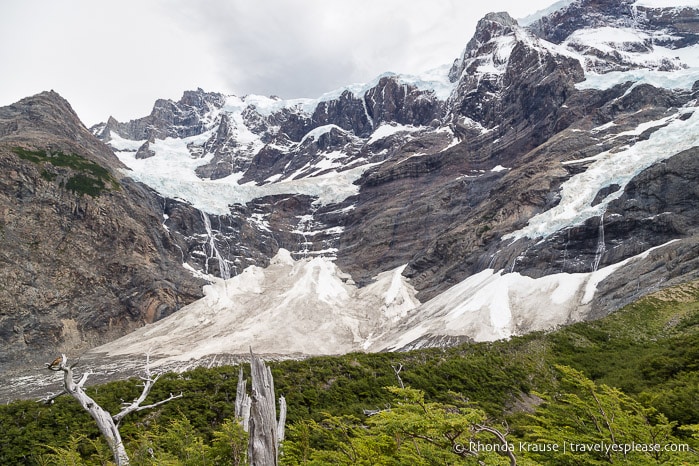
[90,239,680,365]
[505,107,699,241]
[93,249,420,365]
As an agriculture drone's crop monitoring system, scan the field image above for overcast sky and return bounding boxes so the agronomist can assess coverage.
[1,0,558,126]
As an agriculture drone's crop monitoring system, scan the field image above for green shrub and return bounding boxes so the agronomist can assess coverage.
[12,146,118,196]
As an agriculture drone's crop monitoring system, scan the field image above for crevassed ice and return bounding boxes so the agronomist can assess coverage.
[505,107,699,241]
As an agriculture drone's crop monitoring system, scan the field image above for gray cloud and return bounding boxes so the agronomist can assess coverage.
[0,0,558,125]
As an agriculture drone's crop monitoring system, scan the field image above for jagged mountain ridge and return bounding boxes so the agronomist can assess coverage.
[84,0,699,362]
[2,0,699,380]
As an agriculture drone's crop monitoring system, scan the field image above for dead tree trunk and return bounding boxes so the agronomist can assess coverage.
[235,365,251,431]
[44,354,181,466]
[239,349,287,466]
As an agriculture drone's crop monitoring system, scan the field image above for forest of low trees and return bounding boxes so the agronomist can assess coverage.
[1,282,698,464]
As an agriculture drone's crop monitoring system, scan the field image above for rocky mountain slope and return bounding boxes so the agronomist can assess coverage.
[0,92,206,369]
[2,0,699,377]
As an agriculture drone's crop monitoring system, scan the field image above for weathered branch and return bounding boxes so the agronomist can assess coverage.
[40,390,68,404]
[110,353,182,424]
[43,353,181,466]
[391,363,405,389]
[474,423,517,466]
[235,365,251,431]
[362,403,391,417]
[113,391,183,425]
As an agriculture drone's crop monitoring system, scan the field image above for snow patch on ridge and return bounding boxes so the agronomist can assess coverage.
[367,123,424,145]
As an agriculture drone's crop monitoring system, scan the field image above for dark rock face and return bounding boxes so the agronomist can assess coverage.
[97,88,226,142]
[446,11,585,161]
[448,12,519,82]
[363,76,444,128]
[604,147,699,258]
[0,92,205,368]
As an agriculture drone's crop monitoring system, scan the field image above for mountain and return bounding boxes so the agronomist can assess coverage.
[2,0,699,380]
[0,92,206,369]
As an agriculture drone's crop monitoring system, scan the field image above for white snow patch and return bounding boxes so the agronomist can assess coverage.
[562,26,695,73]
[591,121,617,133]
[381,240,679,350]
[117,142,378,215]
[367,123,423,145]
[565,27,650,52]
[577,68,699,92]
[634,0,699,7]
[299,124,344,145]
[107,131,146,151]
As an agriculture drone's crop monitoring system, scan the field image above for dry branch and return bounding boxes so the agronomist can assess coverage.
[43,353,181,466]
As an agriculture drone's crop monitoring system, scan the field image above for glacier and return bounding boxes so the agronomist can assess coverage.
[88,240,679,367]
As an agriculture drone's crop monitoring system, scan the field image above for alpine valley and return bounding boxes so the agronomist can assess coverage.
[2,0,699,399]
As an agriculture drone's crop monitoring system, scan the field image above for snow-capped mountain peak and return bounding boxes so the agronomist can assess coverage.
[14,0,695,371]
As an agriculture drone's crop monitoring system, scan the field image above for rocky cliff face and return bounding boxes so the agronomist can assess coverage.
[0,92,205,368]
[3,0,699,375]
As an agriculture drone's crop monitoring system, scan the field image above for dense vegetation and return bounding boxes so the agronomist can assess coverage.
[1,281,698,464]
[12,146,119,196]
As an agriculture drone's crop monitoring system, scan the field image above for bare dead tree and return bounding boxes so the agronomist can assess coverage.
[235,365,251,430]
[238,349,287,466]
[44,354,182,466]
[391,363,405,389]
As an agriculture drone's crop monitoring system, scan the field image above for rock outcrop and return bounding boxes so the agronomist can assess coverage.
[0,92,205,368]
